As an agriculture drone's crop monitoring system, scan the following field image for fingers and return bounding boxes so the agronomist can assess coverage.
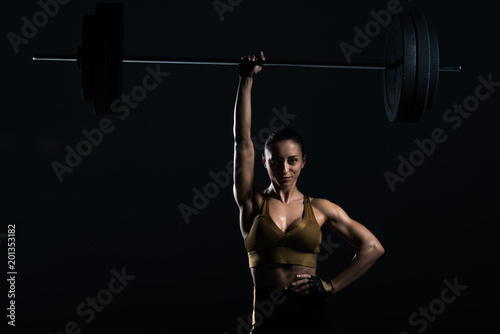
[258,51,265,61]
[297,274,311,278]
[289,274,331,296]
[291,279,309,288]
[239,51,265,78]
[295,283,310,294]
[241,51,265,62]
[291,274,312,294]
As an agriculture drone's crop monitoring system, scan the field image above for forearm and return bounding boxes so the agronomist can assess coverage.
[329,242,384,294]
[233,76,253,144]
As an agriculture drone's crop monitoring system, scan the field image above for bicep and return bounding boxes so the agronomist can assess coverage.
[324,202,379,249]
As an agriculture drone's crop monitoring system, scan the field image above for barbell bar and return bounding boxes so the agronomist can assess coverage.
[33,54,461,71]
[32,3,461,122]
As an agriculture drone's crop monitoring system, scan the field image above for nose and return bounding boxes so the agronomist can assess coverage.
[280,161,289,174]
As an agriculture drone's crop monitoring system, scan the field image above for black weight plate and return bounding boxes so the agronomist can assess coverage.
[426,25,439,111]
[107,4,123,111]
[383,19,403,122]
[80,15,95,101]
[384,13,417,122]
[93,3,109,114]
[408,13,431,122]
[93,3,124,114]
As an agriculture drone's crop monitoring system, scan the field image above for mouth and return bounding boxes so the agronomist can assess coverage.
[278,176,292,182]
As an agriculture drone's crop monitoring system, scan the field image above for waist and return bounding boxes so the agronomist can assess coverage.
[248,247,318,268]
[251,264,316,289]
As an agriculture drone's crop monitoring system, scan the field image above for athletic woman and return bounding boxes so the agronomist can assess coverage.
[233,52,385,334]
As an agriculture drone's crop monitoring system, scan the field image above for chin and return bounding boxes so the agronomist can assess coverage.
[274,179,294,188]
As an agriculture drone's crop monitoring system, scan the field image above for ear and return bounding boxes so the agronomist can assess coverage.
[302,154,306,168]
[262,154,266,168]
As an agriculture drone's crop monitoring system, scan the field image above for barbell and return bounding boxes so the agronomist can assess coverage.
[33,3,461,122]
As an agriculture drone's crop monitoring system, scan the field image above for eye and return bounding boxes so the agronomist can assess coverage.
[288,159,298,164]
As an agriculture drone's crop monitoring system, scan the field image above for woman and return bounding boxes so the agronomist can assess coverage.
[233,52,385,334]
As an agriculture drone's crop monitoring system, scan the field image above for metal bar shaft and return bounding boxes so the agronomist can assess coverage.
[32,54,462,72]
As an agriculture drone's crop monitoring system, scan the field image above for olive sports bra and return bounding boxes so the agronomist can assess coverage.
[244,194,322,268]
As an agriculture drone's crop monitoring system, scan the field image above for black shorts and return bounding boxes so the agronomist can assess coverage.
[250,286,334,334]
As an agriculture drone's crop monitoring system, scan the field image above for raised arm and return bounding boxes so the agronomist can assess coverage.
[233,52,265,206]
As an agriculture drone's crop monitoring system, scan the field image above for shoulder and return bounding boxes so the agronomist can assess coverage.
[308,197,345,222]
[309,197,340,212]
[236,180,264,209]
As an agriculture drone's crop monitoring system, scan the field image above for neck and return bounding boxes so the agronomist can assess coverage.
[266,182,301,204]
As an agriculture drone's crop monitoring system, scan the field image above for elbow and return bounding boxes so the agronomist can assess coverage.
[375,243,385,258]
[365,239,385,259]
[373,242,385,259]
[234,140,254,152]
[234,129,252,145]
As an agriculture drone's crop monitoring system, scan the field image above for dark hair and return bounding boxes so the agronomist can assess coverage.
[264,128,305,157]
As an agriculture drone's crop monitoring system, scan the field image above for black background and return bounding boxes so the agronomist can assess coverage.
[1,0,499,333]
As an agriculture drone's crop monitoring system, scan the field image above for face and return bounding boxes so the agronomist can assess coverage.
[262,140,306,189]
